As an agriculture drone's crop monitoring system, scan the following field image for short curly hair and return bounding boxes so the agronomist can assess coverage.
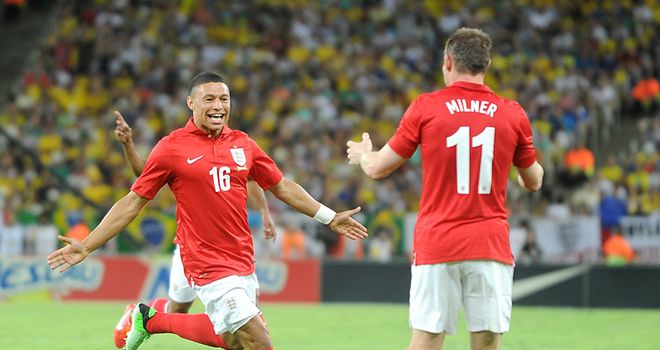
[190,72,225,94]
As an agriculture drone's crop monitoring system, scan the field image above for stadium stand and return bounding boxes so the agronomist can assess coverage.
[0,0,658,262]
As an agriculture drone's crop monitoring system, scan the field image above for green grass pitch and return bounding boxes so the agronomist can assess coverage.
[1,302,659,349]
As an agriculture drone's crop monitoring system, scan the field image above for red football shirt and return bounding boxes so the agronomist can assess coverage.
[388,82,536,266]
[131,119,283,286]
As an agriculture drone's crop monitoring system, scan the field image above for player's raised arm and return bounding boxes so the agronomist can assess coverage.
[347,132,408,179]
[247,179,278,240]
[267,177,368,240]
[47,191,150,272]
[114,110,145,176]
[516,161,544,192]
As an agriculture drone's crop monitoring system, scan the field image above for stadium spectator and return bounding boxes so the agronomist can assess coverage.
[602,227,635,265]
[599,155,625,184]
[64,213,90,242]
[347,28,543,350]
[48,72,367,350]
[1,211,25,256]
[563,140,596,178]
[517,219,542,266]
[631,74,660,114]
[28,213,58,256]
[598,185,628,245]
[367,226,394,263]
[281,221,307,260]
[329,233,365,261]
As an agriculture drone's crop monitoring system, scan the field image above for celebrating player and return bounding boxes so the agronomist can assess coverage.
[111,111,278,349]
[49,72,368,350]
[346,28,543,350]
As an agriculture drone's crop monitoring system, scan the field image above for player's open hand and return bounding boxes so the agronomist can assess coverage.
[47,235,90,273]
[346,132,373,165]
[262,212,278,241]
[114,110,133,144]
[329,207,368,240]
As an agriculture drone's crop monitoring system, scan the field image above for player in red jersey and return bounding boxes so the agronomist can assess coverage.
[48,72,368,350]
[111,111,278,349]
[347,28,543,350]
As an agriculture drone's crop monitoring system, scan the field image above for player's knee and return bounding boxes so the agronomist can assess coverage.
[236,319,272,350]
[238,333,271,350]
[222,333,244,350]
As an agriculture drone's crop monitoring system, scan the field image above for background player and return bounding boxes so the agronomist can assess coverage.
[346,28,543,350]
[112,111,278,349]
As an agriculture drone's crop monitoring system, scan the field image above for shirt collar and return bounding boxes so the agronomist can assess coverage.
[183,117,232,137]
[449,81,494,93]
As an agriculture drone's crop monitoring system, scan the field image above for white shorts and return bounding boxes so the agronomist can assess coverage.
[168,246,261,303]
[194,273,261,335]
[409,260,513,335]
[168,246,196,303]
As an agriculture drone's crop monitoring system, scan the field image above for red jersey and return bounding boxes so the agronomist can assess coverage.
[131,119,283,286]
[387,82,536,266]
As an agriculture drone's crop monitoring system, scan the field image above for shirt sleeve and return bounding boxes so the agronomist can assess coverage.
[131,140,173,199]
[512,106,537,168]
[387,96,422,158]
[248,138,283,190]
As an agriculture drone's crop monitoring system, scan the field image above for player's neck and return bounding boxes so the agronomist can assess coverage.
[449,74,485,86]
[193,119,223,138]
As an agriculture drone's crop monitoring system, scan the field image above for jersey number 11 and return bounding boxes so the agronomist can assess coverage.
[446,126,494,195]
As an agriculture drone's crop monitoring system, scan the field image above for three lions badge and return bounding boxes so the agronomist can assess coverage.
[230,147,247,169]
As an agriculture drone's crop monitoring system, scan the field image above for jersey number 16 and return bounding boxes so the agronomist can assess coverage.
[209,166,231,192]
[446,126,494,195]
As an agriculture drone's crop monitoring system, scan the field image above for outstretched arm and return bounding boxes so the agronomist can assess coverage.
[47,191,149,272]
[347,132,408,179]
[114,111,145,176]
[247,179,277,240]
[267,178,368,240]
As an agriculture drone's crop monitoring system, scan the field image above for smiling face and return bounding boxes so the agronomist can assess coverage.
[187,82,231,136]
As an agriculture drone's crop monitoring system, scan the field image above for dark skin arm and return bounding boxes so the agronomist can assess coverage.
[268,177,368,240]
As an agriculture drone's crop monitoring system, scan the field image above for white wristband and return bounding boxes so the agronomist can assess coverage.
[313,204,336,225]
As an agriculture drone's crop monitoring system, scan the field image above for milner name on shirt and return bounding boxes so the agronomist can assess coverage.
[445,98,498,118]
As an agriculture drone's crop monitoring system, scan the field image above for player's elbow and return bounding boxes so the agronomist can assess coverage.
[364,165,390,180]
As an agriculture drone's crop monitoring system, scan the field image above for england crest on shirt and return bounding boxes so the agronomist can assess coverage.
[230,148,246,166]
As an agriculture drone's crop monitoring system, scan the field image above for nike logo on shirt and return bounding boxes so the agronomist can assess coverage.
[187,155,204,164]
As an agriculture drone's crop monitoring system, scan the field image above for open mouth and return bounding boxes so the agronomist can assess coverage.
[207,113,225,121]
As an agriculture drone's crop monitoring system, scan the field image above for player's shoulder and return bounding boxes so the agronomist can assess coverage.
[226,128,259,148]
[160,127,187,143]
[228,128,249,138]
[496,94,524,110]
[410,90,446,108]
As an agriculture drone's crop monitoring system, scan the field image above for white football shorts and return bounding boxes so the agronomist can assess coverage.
[409,260,513,335]
[168,246,261,304]
[194,273,261,335]
[168,245,197,303]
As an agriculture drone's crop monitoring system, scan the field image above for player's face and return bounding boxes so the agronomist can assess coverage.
[188,82,231,134]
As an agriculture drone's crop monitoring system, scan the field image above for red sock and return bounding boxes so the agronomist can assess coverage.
[146,312,229,349]
[148,298,170,313]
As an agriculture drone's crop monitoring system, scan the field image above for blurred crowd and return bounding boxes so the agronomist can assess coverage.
[0,0,658,262]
